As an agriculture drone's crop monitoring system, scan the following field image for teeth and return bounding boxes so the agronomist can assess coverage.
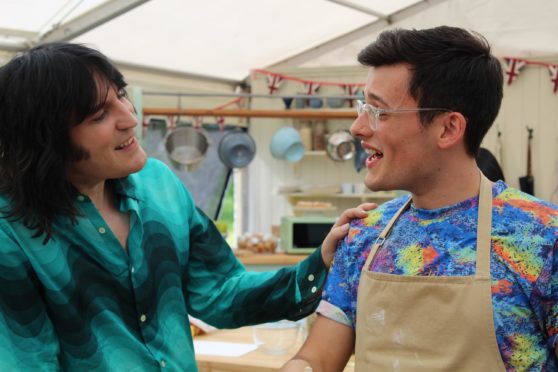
[116,137,133,149]
[365,148,382,156]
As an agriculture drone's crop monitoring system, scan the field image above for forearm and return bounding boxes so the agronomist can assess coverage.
[281,315,354,372]
[188,215,328,327]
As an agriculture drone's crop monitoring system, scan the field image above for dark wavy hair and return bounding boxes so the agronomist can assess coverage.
[357,26,504,156]
[0,42,127,243]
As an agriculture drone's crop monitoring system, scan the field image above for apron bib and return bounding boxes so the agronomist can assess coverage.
[355,174,506,371]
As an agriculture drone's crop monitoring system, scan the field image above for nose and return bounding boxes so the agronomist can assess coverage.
[350,112,372,138]
[117,97,138,130]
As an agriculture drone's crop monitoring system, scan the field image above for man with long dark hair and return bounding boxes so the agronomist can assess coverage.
[0,43,371,371]
[283,26,558,371]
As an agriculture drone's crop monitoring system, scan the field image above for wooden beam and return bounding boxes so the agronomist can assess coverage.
[142,108,357,120]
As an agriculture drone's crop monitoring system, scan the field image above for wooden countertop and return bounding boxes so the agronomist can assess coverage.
[236,253,308,266]
[195,326,355,372]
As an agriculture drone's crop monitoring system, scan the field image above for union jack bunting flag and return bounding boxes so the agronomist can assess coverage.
[343,84,361,107]
[266,74,284,95]
[504,58,526,85]
[303,82,320,95]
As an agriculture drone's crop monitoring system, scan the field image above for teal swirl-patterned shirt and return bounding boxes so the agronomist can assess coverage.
[318,181,558,371]
[0,158,326,371]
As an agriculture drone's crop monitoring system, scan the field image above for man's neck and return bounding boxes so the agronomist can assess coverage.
[410,159,484,210]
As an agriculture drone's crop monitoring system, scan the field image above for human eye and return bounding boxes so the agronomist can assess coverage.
[117,88,128,99]
[366,103,387,120]
[92,110,107,122]
[376,108,388,120]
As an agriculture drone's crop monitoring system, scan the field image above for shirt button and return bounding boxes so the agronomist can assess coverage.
[308,274,315,282]
[160,360,166,368]
[98,227,106,234]
[77,195,85,201]
[311,286,317,293]
[140,314,147,322]
[130,266,135,274]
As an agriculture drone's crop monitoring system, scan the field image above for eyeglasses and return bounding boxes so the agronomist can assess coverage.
[355,100,451,131]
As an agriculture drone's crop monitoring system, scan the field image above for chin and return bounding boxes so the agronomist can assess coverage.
[129,155,148,174]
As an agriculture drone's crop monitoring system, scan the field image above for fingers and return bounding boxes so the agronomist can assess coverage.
[327,223,350,241]
[335,203,378,227]
[358,202,377,211]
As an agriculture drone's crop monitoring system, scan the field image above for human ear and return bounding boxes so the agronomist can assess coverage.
[437,112,466,150]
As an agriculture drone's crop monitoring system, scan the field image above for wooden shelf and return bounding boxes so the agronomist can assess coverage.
[283,192,396,200]
[303,150,327,156]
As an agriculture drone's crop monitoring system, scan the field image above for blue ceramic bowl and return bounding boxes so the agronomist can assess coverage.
[270,127,304,162]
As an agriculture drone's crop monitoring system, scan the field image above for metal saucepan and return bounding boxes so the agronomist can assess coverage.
[218,129,256,169]
[164,126,209,171]
[326,129,356,162]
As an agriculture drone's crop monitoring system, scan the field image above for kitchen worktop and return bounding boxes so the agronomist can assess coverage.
[236,253,307,266]
[195,326,355,372]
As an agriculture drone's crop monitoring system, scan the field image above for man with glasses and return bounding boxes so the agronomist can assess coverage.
[282,26,558,371]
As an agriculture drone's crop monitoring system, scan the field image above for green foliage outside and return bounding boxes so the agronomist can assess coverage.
[217,180,235,246]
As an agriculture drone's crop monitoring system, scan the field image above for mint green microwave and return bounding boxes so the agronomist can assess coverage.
[281,215,337,254]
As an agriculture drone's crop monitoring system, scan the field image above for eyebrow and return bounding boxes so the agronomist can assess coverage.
[366,91,390,107]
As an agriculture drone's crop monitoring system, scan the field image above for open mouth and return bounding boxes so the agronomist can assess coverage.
[115,137,135,150]
[365,147,384,161]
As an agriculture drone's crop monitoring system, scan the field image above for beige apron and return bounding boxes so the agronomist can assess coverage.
[355,174,506,371]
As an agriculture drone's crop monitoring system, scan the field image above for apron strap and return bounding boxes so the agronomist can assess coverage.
[363,196,412,271]
[362,172,493,277]
[476,173,493,278]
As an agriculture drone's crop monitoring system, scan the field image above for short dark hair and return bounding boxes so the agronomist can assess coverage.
[0,42,127,243]
[357,26,503,156]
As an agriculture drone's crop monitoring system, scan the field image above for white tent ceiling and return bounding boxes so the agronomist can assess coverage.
[1,0,557,82]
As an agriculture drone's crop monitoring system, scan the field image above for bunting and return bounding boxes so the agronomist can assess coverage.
[504,58,526,85]
[548,65,558,93]
[343,84,361,107]
[254,69,365,96]
[502,57,558,93]
[266,74,284,95]
[257,57,558,95]
[304,82,320,95]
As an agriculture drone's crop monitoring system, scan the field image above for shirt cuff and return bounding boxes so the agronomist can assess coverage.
[316,300,352,328]
[288,247,327,320]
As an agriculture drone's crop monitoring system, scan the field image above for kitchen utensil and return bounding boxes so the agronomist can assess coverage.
[270,127,305,162]
[326,97,345,108]
[308,97,323,109]
[519,127,534,195]
[218,129,256,169]
[326,129,356,161]
[294,94,306,109]
[164,126,209,171]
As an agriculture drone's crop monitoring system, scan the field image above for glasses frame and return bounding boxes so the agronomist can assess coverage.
[355,100,451,130]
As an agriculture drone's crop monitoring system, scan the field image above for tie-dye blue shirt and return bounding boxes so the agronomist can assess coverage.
[0,158,326,371]
[318,181,558,371]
